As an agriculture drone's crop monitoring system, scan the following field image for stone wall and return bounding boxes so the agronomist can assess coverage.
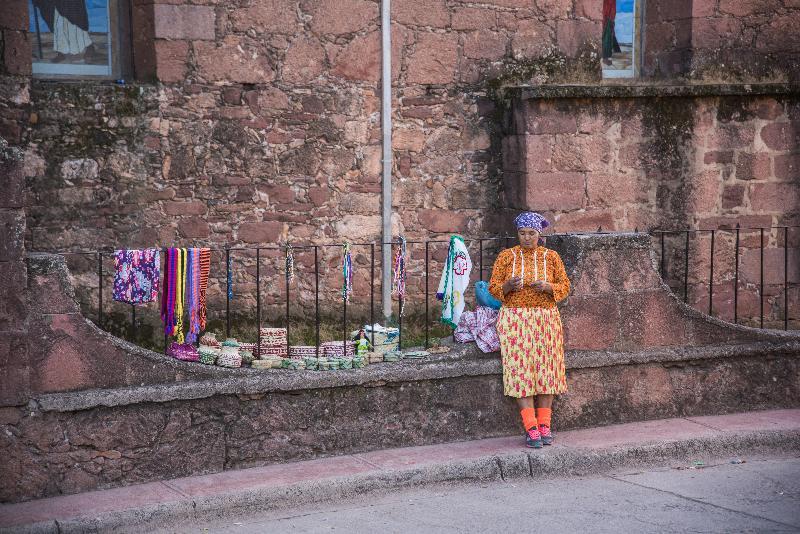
[2,337,798,503]
[503,86,800,328]
[5,230,800,503]
[2,1,798,330]
[643,0,800,80]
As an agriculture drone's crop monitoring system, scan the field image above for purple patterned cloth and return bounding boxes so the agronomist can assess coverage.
[514,211,549,231]
[113,249,160,305]
[455,306,500,353]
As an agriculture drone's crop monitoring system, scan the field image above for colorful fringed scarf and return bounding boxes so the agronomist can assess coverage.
[162,247,208,344]
[392,236,407,316]
[198,248,211,330]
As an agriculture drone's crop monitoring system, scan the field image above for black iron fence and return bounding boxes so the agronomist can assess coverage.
[50,226,798,356]
[655,225,798,330]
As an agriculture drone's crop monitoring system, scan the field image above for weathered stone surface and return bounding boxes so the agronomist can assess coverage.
[237,221,283,243]
[2,30,31,76]
[0,0,28,31]
[153,5,215,40]
[418,209,469,233]
[524,172,585,211]
[0,261,26,330]
[463,30,508,61]
[195,37,275,83]
[282,36,326,84]
[230,0,298,33]
[511,19,555,59]
[392,0,450,28]
[306,0,378,35]
[760,122,798,151]
[155,40,189,83]
[331,31,380,81]
[4,339,798,503]
[452,7,496,30]
[749,183,800,213]
[0,209,24,262]
[774,154,800,181]
[556,19,600,55]
[406,33,458,84]
[0,159,24,209]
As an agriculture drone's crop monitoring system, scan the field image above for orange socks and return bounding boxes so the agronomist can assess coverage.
[521,408,538,431]
[537,407,552,429]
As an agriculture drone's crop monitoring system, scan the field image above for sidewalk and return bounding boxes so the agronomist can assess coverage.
[2,409,799,534]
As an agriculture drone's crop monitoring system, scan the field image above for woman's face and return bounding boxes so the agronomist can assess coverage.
[517,228,540,249]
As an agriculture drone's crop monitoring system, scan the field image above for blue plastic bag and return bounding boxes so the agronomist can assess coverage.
[475,281,501,310]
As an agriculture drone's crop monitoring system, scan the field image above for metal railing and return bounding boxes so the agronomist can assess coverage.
[49,226,798,357]
[654,225,797,330]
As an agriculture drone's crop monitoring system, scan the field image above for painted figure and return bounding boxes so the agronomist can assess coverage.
[32,0,97,62]
[602,0,621,65]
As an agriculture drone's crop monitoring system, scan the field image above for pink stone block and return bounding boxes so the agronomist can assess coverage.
[524,172,585,211]
[153,5,215,40]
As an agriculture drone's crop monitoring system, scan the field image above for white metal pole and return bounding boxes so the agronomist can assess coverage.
[381,0,393,321]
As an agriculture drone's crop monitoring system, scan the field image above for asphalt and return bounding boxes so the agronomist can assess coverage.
[175,457,800,533]
[1,409,799,534]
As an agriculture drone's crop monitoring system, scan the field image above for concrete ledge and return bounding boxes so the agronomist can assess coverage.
[2,409,798,534]
[504,82,800,100]
[31,339,800,413]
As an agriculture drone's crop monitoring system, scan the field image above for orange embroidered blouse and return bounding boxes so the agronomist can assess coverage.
[488,246,571,309]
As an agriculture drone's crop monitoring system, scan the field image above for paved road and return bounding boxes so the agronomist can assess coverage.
[167,457,800,533]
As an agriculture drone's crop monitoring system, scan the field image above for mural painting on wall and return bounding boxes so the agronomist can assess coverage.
[601,0,636,78]
[28,0,111,76]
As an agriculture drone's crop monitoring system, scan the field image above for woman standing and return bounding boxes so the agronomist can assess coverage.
[489,212,571,448]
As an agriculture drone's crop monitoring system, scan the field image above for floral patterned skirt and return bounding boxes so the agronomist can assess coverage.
[496,306,567,398]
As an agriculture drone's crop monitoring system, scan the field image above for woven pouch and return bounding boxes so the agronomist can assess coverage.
[199,333,221,347]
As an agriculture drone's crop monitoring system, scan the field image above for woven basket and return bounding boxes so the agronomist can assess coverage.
[289,345,318,359]
[198,346,219,365]
[167,342,199,362]
[321,341,356,358]
[258,345,288,358]
[199,332,221,348]
[240,350,255,365]
[252,359,273,370]
[217,346,242,368]
[259,327,288,346]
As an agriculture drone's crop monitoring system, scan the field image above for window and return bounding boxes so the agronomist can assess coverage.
[601,0,638,79]
[28,0,131,78]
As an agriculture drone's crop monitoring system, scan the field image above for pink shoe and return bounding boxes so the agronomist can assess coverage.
[525,427,543,448]
[539,424,553,445]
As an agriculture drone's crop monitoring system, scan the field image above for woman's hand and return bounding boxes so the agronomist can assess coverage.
[532,280,553,295]
[503,276,523,295]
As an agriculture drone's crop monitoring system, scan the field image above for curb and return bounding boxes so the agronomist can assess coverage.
[7,429,799,534]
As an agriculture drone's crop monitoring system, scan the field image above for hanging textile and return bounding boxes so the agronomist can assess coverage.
[186,248,202,344]
[173,248,186,344]
[436,235,472,329]
[113,249,160,305]
[454,306,500,353]
[161,248,176,336]
[392,236,407,316]
[161,247,210,345]
[285,244,295,285]
[342,242,353,302]
[227,250,234,301]
[198,248,211,331]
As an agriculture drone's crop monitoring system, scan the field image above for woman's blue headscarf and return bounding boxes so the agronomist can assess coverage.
[514,211,549,231]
